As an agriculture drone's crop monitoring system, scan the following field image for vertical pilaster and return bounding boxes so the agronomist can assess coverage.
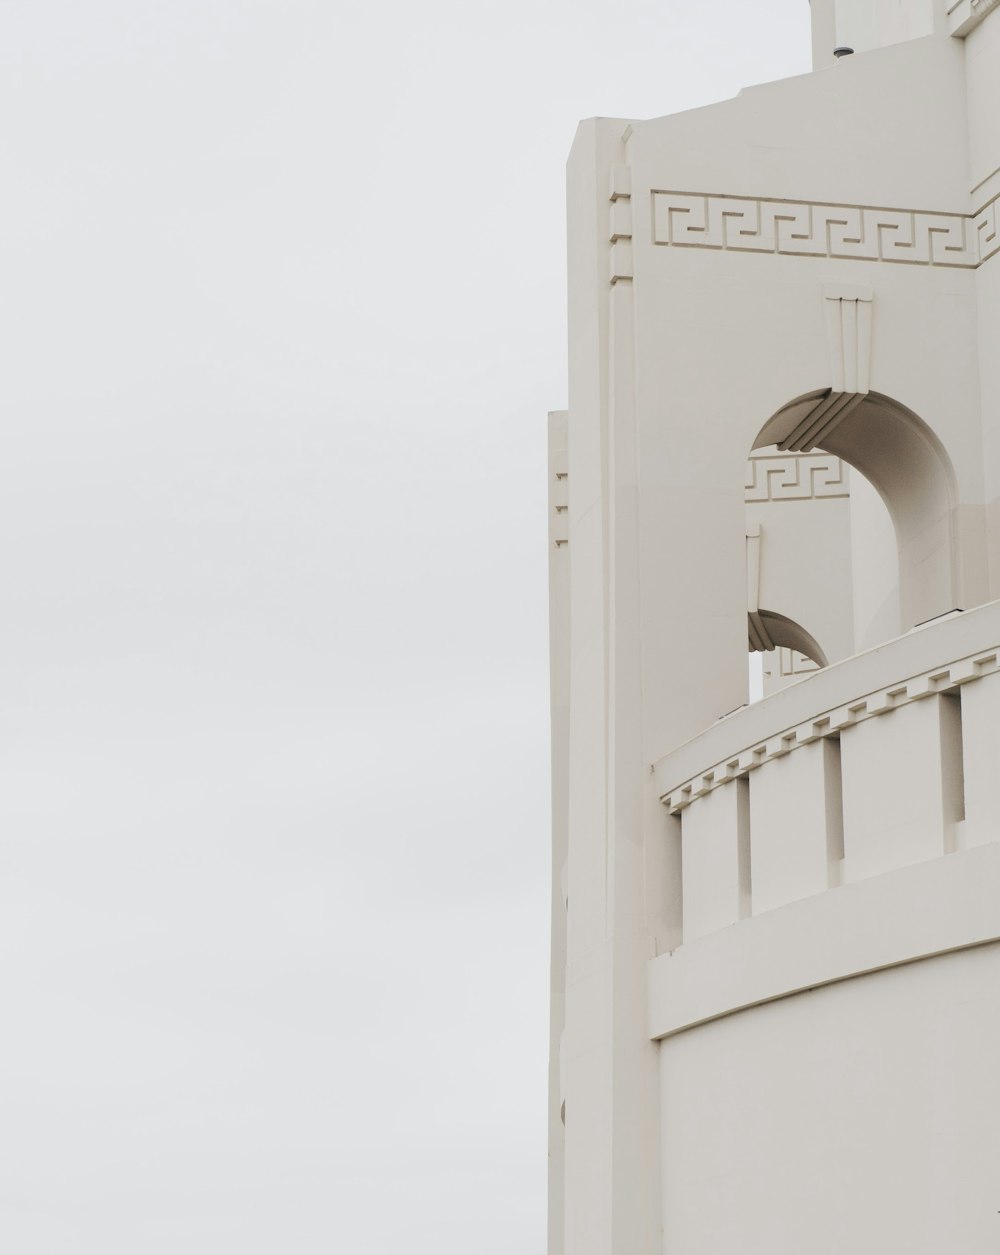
[607,134,661,1255]
[560,116,659,1255]
[547,411,570,1255]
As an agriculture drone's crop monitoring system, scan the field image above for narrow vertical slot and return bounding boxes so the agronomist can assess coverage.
[650,811,684,952]
[823,736,845,887]
[940,690,965,851]
[736,776,752,919]
[669,812,683,950]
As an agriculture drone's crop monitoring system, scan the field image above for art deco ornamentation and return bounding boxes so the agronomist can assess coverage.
[776,283,874,451]
[653,190,1000,268]
[745,453,848,502]
[660,647,999,813]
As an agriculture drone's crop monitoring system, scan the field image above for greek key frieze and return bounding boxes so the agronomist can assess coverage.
[745,454,848,502]
[653,190,1000,268]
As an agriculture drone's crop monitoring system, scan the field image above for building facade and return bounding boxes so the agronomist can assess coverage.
[547,2,1000,1250]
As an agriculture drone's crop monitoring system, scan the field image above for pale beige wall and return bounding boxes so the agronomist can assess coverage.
[967,16,1000,595]
[560,118,662,1255]
[626,31,983,760]
[747,466,855,667]
[546,412,569,1255]
[552,10,1000,1255]
[833,0,943,52]
[964,5,1000,190]
[660,944,1000,1254]
[848,471,900,650]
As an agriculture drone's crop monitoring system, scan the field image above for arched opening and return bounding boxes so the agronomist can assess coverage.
[743,388,956,700]
[747,607,830,700]
[753,390,959,632]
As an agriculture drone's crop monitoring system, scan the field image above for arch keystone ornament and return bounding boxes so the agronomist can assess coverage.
[778,283,873,452]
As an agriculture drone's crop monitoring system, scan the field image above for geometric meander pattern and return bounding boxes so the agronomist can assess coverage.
[745,453,848,501]
[653,190,1000,268]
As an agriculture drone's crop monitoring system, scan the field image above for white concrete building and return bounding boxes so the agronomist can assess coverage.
[547,2,1000,1251]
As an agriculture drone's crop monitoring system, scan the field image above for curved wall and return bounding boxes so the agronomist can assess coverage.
[660,943,1000,1254]
[649,603,1000,1252]
[551,12,1000,1254]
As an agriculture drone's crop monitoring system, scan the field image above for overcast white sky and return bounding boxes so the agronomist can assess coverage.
[0,3,810,1250]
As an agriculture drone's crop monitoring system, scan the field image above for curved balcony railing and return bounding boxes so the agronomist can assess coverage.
[648,599,1000,1040]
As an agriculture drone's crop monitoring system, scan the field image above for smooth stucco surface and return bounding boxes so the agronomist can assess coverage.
[548,2,1000,1251]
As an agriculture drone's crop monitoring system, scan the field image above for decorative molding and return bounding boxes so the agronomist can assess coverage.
[949,0,1000,37]
[661,646,1000,813]
[550,466,569,549]
[745,453,848,502]
[971,163,1000,200]
[976,196,999,263]
[823,282,872,394]
[652,190,1000,269]
[609,164,631,202]
[775,284,873,451]
[648,843,1000,1042]
[609,241,633,284]
[609,164,633,284]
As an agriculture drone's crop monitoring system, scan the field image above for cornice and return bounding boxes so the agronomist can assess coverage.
[949,0,1000,37]
[660,645,998,814]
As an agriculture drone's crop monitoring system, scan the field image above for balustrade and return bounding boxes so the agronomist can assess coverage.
[653,601,1000,951]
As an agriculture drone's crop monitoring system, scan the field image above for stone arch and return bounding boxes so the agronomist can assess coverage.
[753,390,959,631]
[749,609,829,667]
